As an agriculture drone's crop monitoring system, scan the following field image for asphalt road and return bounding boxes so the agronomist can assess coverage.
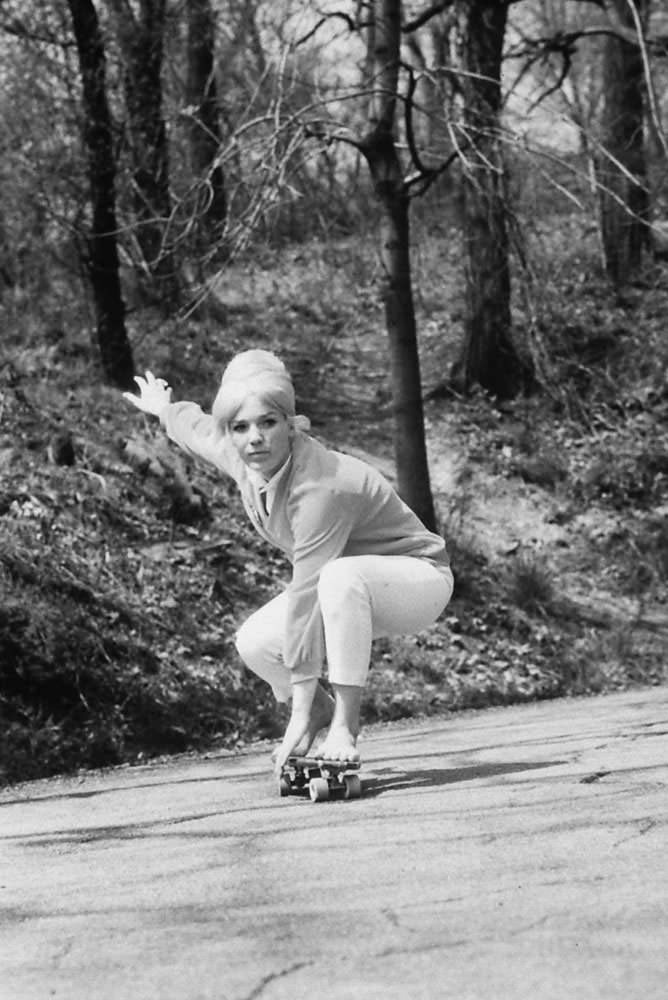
[2,688,667,1000]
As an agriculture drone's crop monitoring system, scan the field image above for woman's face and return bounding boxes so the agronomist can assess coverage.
[229,394,292,480]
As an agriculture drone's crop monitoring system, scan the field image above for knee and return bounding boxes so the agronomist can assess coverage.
[235,616,261,666]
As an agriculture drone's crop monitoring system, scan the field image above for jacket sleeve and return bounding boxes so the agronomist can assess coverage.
[284,483,357,681]
[160,401,239,477]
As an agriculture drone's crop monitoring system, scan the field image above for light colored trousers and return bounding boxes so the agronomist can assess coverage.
[235,555,454,702]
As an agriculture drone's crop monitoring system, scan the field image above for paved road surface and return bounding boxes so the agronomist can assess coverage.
[2,688,667,1000]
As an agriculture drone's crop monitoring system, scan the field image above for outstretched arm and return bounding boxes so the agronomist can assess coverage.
[124,371,240,479]
[122,371,172,417]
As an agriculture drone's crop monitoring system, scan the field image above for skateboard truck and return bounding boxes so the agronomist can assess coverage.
[279,755,362,802]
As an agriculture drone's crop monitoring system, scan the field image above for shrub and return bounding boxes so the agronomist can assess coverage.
[507,555,554,614]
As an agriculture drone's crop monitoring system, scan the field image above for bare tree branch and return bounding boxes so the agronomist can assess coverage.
[622,0,668,159]
[402,0,454,35]
[506,18,668,60]
[295,11,362,48]
[401,59,431,179]
[505,29,577,113]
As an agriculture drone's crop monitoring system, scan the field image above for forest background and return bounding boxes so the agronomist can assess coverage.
[1,0,668,786]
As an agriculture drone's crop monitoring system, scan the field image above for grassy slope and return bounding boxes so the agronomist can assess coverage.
[1,219,667,785]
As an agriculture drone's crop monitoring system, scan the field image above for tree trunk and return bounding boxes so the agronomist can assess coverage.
[456,0,525,399]
[360,0,436,531]
[106,0,179,309]
[186,0,227,253]
[67,0,135,390]
[597,0,650,289]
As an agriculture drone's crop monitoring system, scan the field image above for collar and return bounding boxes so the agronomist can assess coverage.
[247,454,291,491]
[246,454,292,514]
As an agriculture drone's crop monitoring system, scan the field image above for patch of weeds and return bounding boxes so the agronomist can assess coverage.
[555,633,612,694]
[362,611,569,720]
[510,452,568,489]
[554,625,666,695]
[507,554,555,614]
[475,403,570,490]
[577,435,668,508]
[627,515,668,591]
[443,534,494,603]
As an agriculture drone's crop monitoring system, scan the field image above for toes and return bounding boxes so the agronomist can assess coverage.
[317,741,358,763]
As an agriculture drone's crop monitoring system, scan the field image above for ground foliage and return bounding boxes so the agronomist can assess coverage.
[1,218,667,786]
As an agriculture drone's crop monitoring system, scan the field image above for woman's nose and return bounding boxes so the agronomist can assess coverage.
[249,424,264,443]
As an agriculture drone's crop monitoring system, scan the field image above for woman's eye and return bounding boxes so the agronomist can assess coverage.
[261,418,277,429]
[231,423,247,434]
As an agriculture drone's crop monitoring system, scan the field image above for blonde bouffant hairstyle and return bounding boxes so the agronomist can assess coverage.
[211,349,303,431]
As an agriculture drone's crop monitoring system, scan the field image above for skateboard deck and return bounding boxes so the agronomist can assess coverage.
[278,754,362,802]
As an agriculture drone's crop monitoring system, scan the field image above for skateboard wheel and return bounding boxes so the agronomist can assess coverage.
[278,776,291,798]
[343,774,362,800]
[309,777,330,802]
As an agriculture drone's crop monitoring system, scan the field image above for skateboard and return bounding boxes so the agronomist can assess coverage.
[278,755,362,802]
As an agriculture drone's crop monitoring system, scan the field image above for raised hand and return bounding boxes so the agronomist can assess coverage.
[122,371,172,417]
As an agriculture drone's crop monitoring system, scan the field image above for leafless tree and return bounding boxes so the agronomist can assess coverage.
[358,0,437,527]
[597,0,651,287]
[454,0,527,398]
[67,0,135,387]
[185,0,227,253]
[104,0,180,308]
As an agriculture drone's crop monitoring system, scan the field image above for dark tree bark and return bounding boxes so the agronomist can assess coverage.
[597,0,650,289]
[66,0,135,389]
[105,0,179,308]
[456,0,525,399]
[360,0,436,531]
[186,0,227,251]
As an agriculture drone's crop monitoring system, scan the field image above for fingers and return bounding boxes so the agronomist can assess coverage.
[273,714,310,776]
[140,371,162,390]
[273,745,290,777]
[121,371,171,414]
[122,375,150,409]
[136,371,170,392]
[122,374,150,402]
[274,729,296,774]
[273,753,288,778]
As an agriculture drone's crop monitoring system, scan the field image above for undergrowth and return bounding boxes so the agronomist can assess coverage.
[1,222,667,786]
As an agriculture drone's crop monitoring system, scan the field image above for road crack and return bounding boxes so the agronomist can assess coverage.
[580,770,612,784]
[242,960,314,1000]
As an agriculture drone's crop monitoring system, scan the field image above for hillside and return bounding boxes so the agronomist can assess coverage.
[1,227,667,786]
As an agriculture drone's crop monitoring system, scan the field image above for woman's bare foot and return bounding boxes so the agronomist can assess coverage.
[272,682,334,761]
[316,725,360,762]
[315,683,362,761]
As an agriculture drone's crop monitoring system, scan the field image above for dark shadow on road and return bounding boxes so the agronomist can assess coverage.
[362,760,565,797]
[0,765,272,807]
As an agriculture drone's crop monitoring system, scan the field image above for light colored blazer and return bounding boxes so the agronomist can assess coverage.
[161,402,449,680]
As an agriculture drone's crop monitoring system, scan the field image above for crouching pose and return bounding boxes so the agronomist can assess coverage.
[124,350,453,773]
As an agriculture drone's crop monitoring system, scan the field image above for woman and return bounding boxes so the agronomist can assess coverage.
[124,350,453,773]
